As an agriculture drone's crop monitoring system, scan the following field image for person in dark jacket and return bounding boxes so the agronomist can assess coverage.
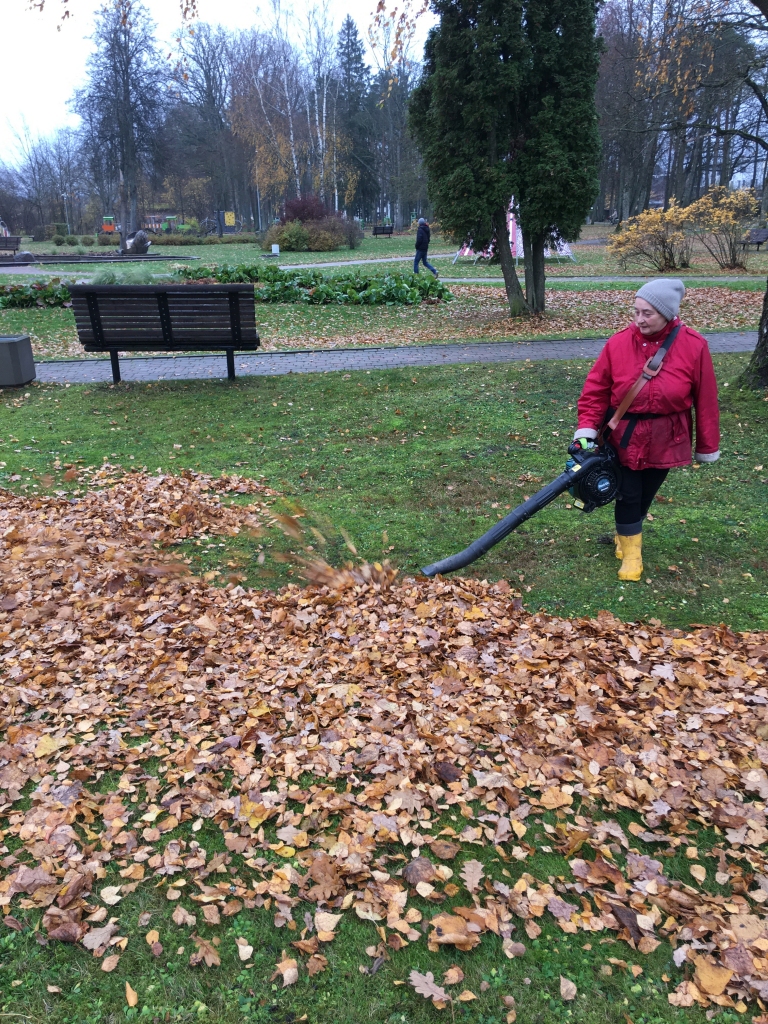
[574,278,720,582]
[414,217,438,276]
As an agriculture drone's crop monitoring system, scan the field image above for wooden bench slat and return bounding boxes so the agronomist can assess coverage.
[69,283,260,382]
[81,343,260,351]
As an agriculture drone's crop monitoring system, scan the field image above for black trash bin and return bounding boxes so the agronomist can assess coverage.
[0,335,36,387]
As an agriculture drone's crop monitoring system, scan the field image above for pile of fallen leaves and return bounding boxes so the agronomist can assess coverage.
[2,469,768,1014]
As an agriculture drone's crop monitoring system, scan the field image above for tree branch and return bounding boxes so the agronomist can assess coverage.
[746,76,768,122]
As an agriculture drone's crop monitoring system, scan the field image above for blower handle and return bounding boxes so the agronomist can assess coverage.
[421,470,568,577]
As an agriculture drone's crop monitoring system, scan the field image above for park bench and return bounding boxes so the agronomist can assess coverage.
[372,225,393,238]
[742,228,768,251]
[0,236,22,254]
[68,283,260,384]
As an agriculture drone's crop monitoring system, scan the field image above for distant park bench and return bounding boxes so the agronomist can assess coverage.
[742,228,768,251]
[372,225,393,238]
[69,283,260,384]
[0,236,22,254]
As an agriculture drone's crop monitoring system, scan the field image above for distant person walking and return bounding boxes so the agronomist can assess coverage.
[414,217,438,277]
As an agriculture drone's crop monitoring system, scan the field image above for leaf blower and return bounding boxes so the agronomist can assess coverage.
[420,440,622,577]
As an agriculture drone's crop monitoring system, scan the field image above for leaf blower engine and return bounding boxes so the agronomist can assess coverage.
[421,441,622,577]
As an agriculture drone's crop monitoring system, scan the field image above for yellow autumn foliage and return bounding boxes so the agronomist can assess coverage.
[688,186,758,270]
[607,200,694,272]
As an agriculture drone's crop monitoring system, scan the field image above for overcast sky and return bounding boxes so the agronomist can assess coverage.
[2,0,434,159]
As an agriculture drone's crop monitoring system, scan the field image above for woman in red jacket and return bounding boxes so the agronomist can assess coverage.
[574,278,720,582]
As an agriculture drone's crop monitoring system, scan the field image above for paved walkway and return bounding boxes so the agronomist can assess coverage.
[442,275,763,284]
[33,331,757,385]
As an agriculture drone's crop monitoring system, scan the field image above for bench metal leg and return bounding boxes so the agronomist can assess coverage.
[110,351,121,384]
[225,348,236,381]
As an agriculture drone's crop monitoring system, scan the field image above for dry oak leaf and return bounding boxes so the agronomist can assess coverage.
[292,935,319,956]
[189,934,221,968]
[194,613,218,632]
[540,788,573,811]
[315,911,342,940]
[101,954,120,973]
[560,976,577,1001]
[668,980,701,1007]
[403,857,437,885]
[637,936,661,954]
[271,957,299,987]
[730,915,766,944]
[172,906,196,928]
[503,939,527,958]
[202,905,221,926]
[693,955,733,996]
[307,954,328,977]
[435,761,462,783]
[409,969,451,1007]
[355,903,383,922]
[460,859,485,893]
[525,920,542,940]
[82,919,120,951]
[443,966,465,986]
[7,865,57,896]
[125,982,139,1007]
[235,937,253,961]
[429,913,481,952]
[431,840,461,861]
[42,906,86,944]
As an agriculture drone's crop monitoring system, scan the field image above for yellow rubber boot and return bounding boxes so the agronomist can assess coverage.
[617,533,643,581]
[614,534,623,560]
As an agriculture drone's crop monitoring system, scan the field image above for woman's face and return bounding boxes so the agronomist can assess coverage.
[633,298,668,336]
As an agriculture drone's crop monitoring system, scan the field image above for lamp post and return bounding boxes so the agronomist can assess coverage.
[61,193,70,236]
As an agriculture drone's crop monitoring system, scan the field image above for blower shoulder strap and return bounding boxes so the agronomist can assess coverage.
[602,323,682,438]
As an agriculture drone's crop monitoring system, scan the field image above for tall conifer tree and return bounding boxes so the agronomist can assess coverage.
[410,0,602,314]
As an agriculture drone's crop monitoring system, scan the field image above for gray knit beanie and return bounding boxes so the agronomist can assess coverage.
[418,217,426,224]
[635,278,685,322]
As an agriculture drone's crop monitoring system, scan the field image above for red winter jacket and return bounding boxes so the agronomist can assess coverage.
[575,318,721,471]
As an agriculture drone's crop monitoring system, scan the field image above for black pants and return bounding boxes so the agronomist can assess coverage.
[614,467,668,536]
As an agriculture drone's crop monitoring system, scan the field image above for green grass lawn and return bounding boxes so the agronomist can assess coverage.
[2,353,766,631]
[13,232,768,279]
[18,232,457,270]
[0,791,723,1024]
[1,354,767,1024]
[0,798,723,1024]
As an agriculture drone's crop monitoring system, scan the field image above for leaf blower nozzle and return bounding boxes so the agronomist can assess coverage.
[420,443,621,578]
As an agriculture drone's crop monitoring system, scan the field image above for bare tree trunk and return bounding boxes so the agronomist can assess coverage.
[523,230,546,313]
[743,279,768,388]
[492,206,529,317]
